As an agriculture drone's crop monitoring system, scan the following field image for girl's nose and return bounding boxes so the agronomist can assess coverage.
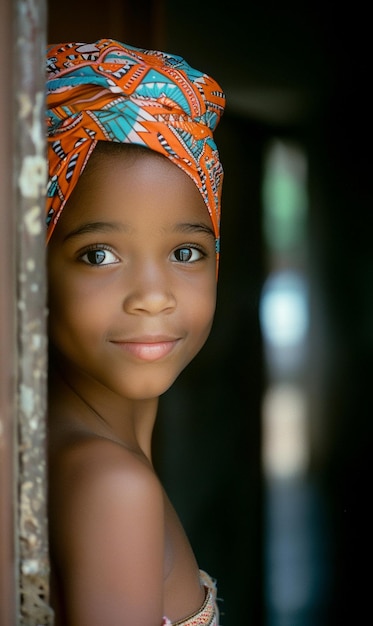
[122,266,176,316]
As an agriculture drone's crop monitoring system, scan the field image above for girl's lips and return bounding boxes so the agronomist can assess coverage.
[111,339,180,362]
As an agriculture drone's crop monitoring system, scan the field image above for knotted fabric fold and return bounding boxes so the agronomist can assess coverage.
[46,39,225,255]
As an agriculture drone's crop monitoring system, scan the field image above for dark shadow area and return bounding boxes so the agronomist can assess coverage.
[162,4,372,625]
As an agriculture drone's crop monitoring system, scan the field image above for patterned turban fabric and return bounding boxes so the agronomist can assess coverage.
[46,39,226,259]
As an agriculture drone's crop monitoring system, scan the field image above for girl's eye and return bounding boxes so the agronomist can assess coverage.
[80,247,118,266]
[172,246,204,263]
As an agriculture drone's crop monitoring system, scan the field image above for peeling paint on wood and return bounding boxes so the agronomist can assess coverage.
[14,1,53,624]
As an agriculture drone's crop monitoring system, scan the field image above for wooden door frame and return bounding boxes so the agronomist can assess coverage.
[0,1,52,624]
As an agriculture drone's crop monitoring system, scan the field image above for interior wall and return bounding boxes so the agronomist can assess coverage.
[307,22,373,622]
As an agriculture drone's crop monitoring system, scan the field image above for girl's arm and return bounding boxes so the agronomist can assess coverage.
[49,439,165,626]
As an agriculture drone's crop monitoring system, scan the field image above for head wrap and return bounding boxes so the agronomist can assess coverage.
[46,39,225,257]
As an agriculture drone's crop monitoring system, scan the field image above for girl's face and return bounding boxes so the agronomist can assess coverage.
[47,148,217,401]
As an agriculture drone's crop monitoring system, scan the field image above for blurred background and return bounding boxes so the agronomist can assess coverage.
[48,2,372,624]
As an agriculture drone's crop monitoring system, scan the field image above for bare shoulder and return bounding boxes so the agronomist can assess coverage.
[49,436,165,625]
[49,435,164,550]
[50,434,159,500]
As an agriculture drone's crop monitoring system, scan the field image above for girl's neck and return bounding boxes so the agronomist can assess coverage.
[48,359,158,462]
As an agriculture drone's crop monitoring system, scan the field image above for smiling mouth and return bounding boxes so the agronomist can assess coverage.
[111,338,180,362]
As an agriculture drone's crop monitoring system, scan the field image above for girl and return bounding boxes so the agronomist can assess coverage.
[46,39,225,626]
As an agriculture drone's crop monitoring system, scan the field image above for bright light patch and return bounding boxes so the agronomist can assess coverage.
[260,270,308,349]
[262,383,309,479]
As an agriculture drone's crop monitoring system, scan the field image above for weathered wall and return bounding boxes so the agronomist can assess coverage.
[15,1,51,623]
[1,1,52,624]
[0,0,17,622]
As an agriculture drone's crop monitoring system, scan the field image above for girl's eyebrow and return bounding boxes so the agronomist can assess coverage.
[63,221,129,241]
[173,222,215,239]
[63,220,215,241]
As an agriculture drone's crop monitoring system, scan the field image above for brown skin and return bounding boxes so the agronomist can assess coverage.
[47,146,217,626]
